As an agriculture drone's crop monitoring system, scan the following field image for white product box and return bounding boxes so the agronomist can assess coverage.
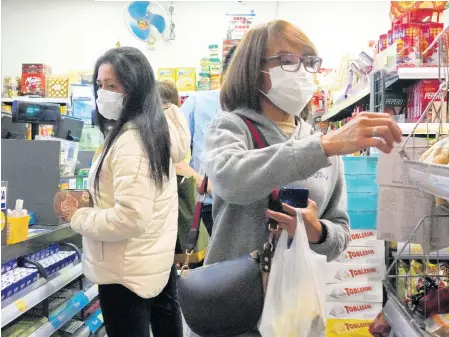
[334,246,385,265]
[349,230,384,248]
[326,263,384,283]
[325,301,382,320]
[326,282,383,303]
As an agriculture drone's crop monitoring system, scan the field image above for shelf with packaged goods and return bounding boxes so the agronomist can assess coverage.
[73,309,103,337]
[322,86,370,121]
[382,296,424,337]
[1,262,83,328]
[1,97,70,104]
[399,123,449,135]
[391,243,449,260]
[27,283,99,337]
[1,224,79,263]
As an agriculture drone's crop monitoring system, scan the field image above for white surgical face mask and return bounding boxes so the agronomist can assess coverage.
[260,65,317,117]
[96,88,124,121]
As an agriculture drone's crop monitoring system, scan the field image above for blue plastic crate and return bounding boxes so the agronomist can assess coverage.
[345,174,378,193]
[347,192,378,211]
[348,211,377,229]
[343,156,378,175]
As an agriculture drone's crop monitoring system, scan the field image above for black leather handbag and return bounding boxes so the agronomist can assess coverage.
[178,117,281,337]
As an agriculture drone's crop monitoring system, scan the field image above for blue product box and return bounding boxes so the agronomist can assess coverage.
[347,192,378,212]
[345,174,378,193]
[343,156,378,175]
[348,211,377,229]
[1,259,18,275]
[49,291,89,329]
[86,309,103,333]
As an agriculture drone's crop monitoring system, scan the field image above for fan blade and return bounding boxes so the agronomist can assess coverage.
[130,22,150,41]
[148,13,166,34]
[128,1,150,20]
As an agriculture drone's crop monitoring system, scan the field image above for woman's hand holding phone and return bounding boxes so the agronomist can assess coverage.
[265,200,322,243]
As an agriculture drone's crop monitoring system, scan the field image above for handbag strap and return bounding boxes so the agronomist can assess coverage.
[183,116,279,272]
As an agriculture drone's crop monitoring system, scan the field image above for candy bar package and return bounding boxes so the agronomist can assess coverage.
[426,314,449,337]
[326,318,374,337]
[334,246,385,265]
[349,230,384,248]
[326,263,385,283]
[325,301,382,320]
[326,282,383,303]
[54,189,93,224]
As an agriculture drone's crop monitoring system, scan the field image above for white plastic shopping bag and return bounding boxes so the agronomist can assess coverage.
[259,209,326,337]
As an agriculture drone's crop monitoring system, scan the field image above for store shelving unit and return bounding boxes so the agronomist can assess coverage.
[322,86,370,121]
[1,263,83,327]
[26,284,99,337]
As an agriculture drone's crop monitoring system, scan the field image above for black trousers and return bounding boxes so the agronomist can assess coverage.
[98,264,183,337]
[201,204,214,237]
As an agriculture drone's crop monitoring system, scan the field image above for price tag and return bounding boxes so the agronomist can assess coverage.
[97,313,103,323]
[15,299,28,312]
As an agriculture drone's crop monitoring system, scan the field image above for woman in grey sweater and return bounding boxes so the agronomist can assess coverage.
[197,19,402,337]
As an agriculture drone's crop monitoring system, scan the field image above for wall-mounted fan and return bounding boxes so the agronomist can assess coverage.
[124,1,168,49]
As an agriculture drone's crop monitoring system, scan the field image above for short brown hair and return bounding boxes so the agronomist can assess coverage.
[220,20,317,112]
[157,80,179,106]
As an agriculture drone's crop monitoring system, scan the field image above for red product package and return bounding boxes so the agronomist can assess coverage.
[406,79,447,123]
[394,23,423,67]
[21,63,51,97]
[379,34,389,51]
[422,23,444,67]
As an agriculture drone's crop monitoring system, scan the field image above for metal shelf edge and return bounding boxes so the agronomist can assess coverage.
[383,298,423,337]
[322,87,370,121]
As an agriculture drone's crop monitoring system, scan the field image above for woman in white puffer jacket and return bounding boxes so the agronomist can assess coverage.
[67,47,189,337]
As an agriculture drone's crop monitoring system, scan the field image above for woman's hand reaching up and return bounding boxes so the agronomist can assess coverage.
[320,112,403,156]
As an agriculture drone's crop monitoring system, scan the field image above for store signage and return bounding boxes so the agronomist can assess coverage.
[225,10,256,40]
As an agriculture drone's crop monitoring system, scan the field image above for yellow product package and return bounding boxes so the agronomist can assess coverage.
[326,318,373,336]
[158,68,176,86]
[176,67,196,92]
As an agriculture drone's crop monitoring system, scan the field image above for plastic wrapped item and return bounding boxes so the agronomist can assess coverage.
[419,135,449,206]
[259,211,326,337]
[426,314,449,336]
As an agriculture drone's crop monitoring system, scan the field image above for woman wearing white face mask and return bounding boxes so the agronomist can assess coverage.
[65,47,188,337]
[193,20,402,337]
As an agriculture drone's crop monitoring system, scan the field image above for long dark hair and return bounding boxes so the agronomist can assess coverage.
[92,47,171,196]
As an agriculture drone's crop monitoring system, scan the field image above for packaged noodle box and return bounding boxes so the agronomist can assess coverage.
[158,68,176,86]
[176,67,196,92]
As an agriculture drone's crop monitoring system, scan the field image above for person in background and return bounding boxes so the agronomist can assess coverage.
[197,20,402,337]
[66,47,189,337]
[181,45,238,236]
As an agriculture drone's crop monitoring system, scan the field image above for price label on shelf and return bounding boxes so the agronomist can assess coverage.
[98,313,103,323]
[15,299,28,312]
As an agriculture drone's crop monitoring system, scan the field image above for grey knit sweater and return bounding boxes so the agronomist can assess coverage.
[190,108,350,337]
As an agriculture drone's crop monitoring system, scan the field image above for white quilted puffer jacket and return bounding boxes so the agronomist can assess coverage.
[71,117,189,299]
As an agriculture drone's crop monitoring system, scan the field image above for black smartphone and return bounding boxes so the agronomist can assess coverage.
[279,188,309,208]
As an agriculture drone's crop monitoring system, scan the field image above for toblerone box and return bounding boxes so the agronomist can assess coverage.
[325,302,382,320]
[326,263,384,283]
[326,282,383,303]
[334,246,385,265]
[1,182,8,246]
[326,318,373,336]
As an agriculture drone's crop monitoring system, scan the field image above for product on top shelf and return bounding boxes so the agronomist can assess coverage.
[393,23,423,67]
[422,22,444,66]
[379,34,389,52]
[157,68,176,86]
[197,72,211,91]
[2,77,21,98]
[199,57,211,73]
[47,76,69,98]
[209,58,221,76]
[208,44,219,58]
[406,79,448,123]
[222,39,239,60]
[21,63,51,97]
[175,67,196,92]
